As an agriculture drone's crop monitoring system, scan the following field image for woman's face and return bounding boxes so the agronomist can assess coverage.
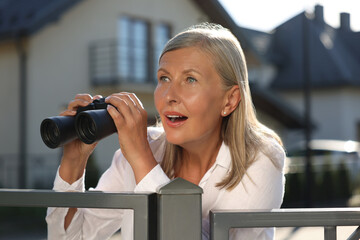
[154,47,227,148]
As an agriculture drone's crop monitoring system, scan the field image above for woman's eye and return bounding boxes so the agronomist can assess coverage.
[159,76,170,82]
[187,77,197,83]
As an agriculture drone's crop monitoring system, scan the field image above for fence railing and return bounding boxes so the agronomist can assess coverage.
[210,208,360,240]
[1,178,360,240]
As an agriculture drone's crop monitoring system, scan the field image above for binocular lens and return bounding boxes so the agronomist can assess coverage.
[75,109,117,145]
[76,114,97,144]
[41,120,60,148]
[40,116,77,149]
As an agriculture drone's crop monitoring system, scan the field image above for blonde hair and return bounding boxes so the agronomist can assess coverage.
[159,23,283,190]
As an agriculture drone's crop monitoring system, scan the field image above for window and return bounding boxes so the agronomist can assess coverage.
[118,16,149,83]
[153,23,171,81]
[89,40,117,85]
[89,17,171,85]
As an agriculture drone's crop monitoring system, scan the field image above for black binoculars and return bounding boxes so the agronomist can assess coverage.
[40,98,116,149]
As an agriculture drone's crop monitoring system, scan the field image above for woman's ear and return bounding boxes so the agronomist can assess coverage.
[222,85,241,116]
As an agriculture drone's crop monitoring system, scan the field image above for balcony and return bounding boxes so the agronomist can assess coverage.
[89,38,158,87]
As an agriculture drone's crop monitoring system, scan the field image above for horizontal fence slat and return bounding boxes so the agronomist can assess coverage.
[211,208,360,228]
[0,189,155,209]
[210,208,360,240]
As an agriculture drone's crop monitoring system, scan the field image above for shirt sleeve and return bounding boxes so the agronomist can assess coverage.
[46,168,86,240]
[46,151,126,240]
[134,164,170,193]
[53,167,85,192]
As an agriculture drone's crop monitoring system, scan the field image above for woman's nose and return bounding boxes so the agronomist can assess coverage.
[164,83,179,104]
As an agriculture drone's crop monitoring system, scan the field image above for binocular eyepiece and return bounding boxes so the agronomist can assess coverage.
[40,98,116,149]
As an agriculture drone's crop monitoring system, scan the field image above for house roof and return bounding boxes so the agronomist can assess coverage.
[0,0,82,40]
[268,7,360,90]
[238,26,272,60]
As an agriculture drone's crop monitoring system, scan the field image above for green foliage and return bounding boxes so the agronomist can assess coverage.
[334,160,351,199]
[283,159,352,207]
[85,153,100,190]
[284,172,304,205]
[0,207,47,235]
[317,160,334,202]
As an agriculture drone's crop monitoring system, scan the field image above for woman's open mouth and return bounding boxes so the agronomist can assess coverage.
[166,115,188,122]
[164,112,188,127]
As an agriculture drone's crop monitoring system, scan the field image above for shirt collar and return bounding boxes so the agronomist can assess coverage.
[214,142,231,170]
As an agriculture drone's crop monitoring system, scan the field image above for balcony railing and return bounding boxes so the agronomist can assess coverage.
[1,178,360,240]
[89,39,157,86]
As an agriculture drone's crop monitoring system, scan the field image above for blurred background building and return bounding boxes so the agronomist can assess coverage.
[0,0,358,208]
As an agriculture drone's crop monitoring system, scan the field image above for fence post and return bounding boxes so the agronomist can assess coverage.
[157,178,203,240]
[324,226,336,240]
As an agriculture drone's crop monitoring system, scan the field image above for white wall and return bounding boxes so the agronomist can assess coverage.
[279,87,360,144]
[0,41,20,155]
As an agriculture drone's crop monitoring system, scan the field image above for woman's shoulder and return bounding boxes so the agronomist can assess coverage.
[258,136,286,169]
[220,137,285,209]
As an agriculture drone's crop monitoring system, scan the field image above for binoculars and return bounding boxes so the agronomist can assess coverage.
[40,98,116,149]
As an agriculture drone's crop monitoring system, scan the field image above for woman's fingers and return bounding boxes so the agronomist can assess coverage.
[67,94,93,111]
[106,93,142,120]
[127,93,144,109]
[93,94,103,100]
[59,109,77,117]
[105,93,147,133]
[75,93,92,101]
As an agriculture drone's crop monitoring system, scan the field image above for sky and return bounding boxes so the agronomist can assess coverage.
[219,0,360,32]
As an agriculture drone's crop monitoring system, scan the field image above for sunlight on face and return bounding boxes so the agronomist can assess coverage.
[154,47,227,148]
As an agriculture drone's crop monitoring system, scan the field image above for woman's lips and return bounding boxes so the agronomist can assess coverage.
[164,112,188,127]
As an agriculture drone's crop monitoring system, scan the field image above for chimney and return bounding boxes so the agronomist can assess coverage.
[340,12,351,31]
[314,5,324,23]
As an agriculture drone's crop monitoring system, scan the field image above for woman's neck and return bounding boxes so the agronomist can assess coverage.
[175,137,223,185]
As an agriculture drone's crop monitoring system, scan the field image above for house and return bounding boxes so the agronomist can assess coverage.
[0,0,303,188]
[268,5,360,144]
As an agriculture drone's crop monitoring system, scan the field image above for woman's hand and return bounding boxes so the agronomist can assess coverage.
[59,94,102,184]
[105,92,157,183]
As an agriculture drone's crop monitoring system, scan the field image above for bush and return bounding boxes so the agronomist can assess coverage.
[85,153,100,190]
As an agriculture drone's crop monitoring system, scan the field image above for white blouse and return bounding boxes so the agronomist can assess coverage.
[46,127,285,240]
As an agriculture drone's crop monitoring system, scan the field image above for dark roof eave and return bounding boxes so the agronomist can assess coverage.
[0,0,83,41]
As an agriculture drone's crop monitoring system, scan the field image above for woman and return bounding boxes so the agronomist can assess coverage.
[46,23,285,240]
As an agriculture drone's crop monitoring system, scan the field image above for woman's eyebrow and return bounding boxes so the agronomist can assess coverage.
[157,68,170,74]
[183,68,203,76]
[157,67,203,76]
